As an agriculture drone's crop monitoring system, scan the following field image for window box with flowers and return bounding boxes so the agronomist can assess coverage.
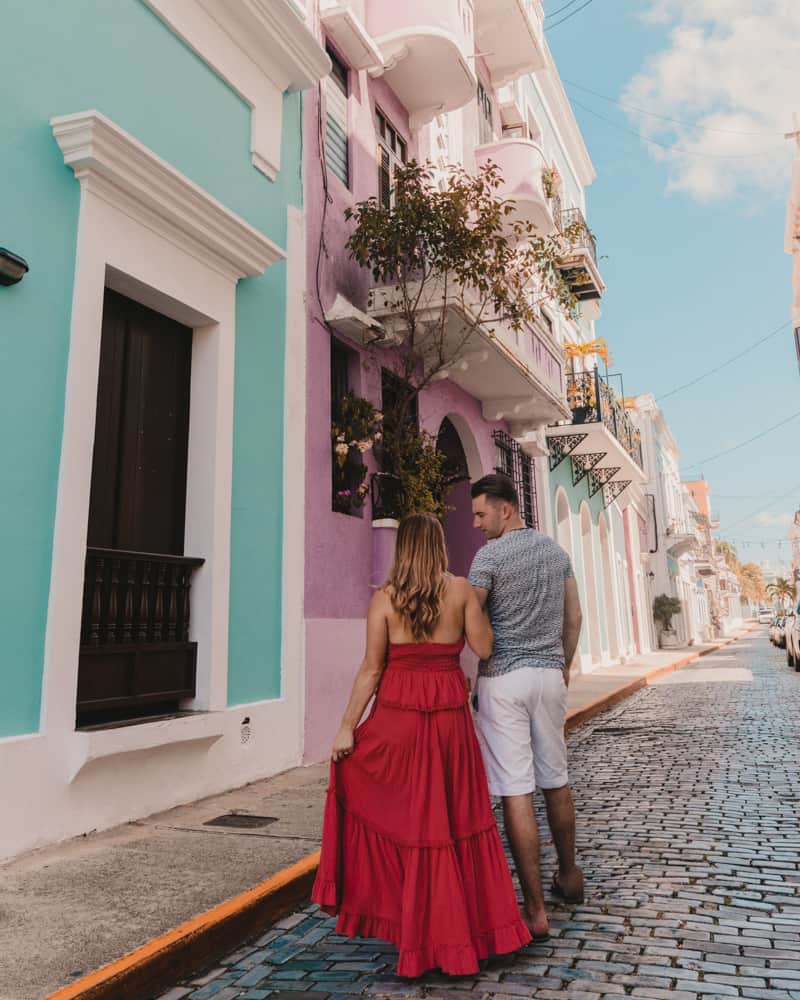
[331,393,383,516]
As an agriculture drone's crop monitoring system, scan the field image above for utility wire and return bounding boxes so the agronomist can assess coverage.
[686,412,800,470]
[545,0,582,20]
[570,96,786,159]
[657,320,791,403]
[545,0,595,31]
[563,79,783,137]
[719,481,800,533]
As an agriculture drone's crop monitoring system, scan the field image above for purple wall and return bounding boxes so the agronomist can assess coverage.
[302,57,512,762]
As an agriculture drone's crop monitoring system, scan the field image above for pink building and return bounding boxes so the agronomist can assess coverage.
[300,0,603,761]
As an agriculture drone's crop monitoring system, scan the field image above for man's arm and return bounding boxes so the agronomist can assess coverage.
[472,585,489,609]
[562,576,583,687]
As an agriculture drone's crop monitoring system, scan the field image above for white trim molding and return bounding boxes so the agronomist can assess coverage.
[51,110,284,281]
[142,0,331,179]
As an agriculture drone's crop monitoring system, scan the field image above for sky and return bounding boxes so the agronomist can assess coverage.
[545,0,800,572]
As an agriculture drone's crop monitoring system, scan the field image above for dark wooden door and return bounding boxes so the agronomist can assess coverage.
[77,290,199,728]
[87,289,192,555]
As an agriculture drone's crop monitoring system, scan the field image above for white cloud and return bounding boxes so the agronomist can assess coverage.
[755,511,792,528]
[622,1,800,201]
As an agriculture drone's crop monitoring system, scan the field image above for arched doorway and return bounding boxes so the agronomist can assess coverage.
[580,503,602,665]
[555,488,572,559]
[436,417,482,577]
[598,513,619,661]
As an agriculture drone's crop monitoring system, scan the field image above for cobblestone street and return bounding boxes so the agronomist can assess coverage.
[162,634,800,1000]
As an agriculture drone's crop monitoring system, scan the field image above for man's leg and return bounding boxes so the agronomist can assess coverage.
[542,784,583,898]
[502,793,548,937]
[534,672,583,900]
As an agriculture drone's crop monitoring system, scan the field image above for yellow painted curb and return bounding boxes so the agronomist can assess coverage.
[44,851,321,1000]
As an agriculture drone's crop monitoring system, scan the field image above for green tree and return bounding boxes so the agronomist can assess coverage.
[345,160,582,516]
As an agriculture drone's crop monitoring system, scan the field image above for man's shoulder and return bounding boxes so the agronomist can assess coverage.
[507,531,570,567]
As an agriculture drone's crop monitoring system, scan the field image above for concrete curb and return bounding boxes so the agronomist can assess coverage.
[49,629,754,1000]
[44,852,320,1000]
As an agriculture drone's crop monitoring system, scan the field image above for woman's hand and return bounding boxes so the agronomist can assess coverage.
[331,725,355,763]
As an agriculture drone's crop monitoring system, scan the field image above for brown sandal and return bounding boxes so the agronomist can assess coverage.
[551,874,585,905]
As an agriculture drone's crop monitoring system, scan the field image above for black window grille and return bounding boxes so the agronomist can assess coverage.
[493,430,539,529]
[331,339,363,517]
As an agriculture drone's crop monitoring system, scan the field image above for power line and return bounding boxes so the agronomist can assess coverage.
[545,0,582,20]
[563,79,782,137]
[569,96,786,159]
[720,481,800,533]
[545,0,595,31]
[686,412,800,470]
[656,320,791,403]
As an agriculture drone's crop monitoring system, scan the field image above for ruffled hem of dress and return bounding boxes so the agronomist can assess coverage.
[338,910,529,977]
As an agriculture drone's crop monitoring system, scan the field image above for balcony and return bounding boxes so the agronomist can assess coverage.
[475,139,555,235]
[546,369,645,504]
[366,0,477,129]
[473,0,546,85]
[366,278,570,430]
[321,0,383,70]
[557,207,605,302]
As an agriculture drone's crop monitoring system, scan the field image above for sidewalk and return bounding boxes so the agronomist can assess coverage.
[0,630,752,1000]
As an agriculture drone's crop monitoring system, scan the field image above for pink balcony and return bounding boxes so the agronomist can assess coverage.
[473,0,546,85]
[475,139,555,235]
[366,0,477,129]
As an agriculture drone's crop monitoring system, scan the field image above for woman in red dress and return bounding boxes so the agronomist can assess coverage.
[312,514,532,977]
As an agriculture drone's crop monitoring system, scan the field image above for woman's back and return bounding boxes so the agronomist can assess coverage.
[383,575,492,660]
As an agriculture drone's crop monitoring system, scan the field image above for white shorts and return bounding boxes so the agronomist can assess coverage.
[474,667,569,797]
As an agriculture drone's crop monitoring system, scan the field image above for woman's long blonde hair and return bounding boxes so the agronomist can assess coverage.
[385,514,449,641]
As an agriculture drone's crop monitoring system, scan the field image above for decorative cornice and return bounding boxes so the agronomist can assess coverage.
[142,0,330,180]
[51,110,285,282]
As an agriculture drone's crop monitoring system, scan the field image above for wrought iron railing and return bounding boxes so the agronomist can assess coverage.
[81,548,204,647]
[564,370,643,469]
[558,207,597,264]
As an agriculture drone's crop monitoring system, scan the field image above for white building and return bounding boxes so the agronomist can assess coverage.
[636,395,709,647]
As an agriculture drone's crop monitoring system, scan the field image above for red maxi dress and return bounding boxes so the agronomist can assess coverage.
[311,639,531,977]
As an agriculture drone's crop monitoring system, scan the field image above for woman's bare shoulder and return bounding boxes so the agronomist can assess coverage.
[445,575,473,601]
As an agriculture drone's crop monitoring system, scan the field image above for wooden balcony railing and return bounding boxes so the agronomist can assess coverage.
[77,548,205,726]
[82,548,204,647]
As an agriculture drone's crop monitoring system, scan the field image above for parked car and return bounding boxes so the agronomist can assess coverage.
[770,616,787,647]
[785,610,800,670]
[758,607,774,625]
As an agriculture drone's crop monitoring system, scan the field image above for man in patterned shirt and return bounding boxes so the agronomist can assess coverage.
[469,473,584,941]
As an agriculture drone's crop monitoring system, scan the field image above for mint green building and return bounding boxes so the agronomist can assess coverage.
[0,0,328,860]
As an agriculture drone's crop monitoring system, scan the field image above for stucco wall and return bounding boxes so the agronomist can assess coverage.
[0,0,301,735]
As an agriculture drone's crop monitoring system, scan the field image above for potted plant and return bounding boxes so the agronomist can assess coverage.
[653,594,683,649]
[331,393,383,516]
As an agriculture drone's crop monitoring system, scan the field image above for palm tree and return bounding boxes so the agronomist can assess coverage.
[766,577,797,611]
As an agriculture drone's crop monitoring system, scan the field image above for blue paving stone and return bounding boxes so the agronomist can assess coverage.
[234,966,274,988]
[330,963,387,972]
[266,946,308,965]
[258,981,311,992]
[239,993,272,1000]
[307,970,359,981]
[269,970,311,981]
[298,927,333,945]
[188,982,240,1000]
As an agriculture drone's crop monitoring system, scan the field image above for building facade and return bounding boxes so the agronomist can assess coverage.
[0,0,329,859]
[636,396,709,646]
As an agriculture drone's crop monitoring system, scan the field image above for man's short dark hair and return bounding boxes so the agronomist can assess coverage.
[471,473,519,509]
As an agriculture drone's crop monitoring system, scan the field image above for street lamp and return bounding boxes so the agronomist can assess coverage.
[0,248,29,286]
